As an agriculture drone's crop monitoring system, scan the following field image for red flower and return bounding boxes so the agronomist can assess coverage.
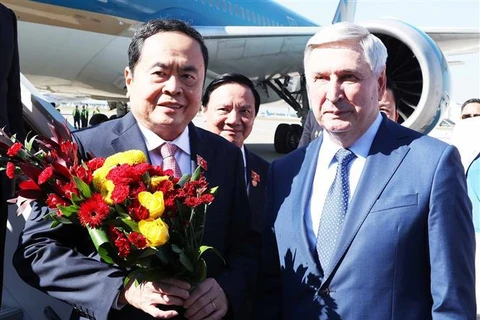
[78,193,110,228]
[6,162,15,179]
[128,232,147,249]
[196,155,208,170]
[7,142,22,157]
[109,226,131,259]
[128,203,149,221]
[46,193,69,209]
[86,158,105,171]
[38,166,54,185]
[111,183,130,204]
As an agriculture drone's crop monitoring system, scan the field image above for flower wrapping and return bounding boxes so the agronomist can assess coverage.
[0,123,221,286]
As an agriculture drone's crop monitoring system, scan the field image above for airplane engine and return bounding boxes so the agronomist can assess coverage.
[273,18,451,154]
[364,18,451,133]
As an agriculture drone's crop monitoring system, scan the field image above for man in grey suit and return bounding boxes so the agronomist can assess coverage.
[256,22,475,319]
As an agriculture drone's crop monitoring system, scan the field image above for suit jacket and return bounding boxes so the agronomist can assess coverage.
[257,116,475,319]
[467,153,480,233]
[13,113,258,320]
[244,147,269,233]
[298,110,322,148]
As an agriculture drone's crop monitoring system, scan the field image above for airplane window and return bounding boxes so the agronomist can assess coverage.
[241,7,245,19]
[235,4,239,17]
[267,18,270,26]
[229,2,233,15]
[209,0,213,7]
[216,0,220,9]
[263,16,266,26]
[252,12,256,23]
[246,9,250,21]
[222,0,226,11]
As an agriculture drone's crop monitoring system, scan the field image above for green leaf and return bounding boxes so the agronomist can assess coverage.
[177,173,191,187]
[199,245,226,265]
[57,205,78,218]
[191,166,201,181]
[179,251,194,272]
[73,176,92,198]
[171,244,183,254]
[70,193,83,205]
[24,135,38,152]
[115,204,128,216]
[121,217,139,233]
[209,186,219,195]
[87,227,115,265]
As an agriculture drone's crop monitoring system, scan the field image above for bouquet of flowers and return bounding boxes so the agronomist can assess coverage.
[0,123,220,286]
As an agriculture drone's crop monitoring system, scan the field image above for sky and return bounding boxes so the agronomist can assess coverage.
[276,0,480,105]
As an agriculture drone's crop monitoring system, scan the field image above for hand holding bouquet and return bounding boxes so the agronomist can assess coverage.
[0,123,220,286]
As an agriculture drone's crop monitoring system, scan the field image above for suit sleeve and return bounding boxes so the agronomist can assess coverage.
[253,162,282,319]
[429,144,476,318]
[13,202,126,320]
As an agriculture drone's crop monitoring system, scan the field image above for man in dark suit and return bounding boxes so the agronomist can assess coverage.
[13,19,257,320]
[0,3,25,305]
[256,22,475,319]
[201,73,269,233]
[298,109,322,148]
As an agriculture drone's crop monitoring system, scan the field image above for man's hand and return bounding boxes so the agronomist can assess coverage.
[183,278,228,320]
[119,278,191,318]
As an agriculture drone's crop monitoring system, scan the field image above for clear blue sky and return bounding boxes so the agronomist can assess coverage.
[276,0,480,104]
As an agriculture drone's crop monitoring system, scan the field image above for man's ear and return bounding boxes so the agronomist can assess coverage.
[125,67,133,98]
[377,69,387,100]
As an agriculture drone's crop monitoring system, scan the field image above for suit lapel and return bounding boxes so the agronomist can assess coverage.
[322,119,411,283]
[285,137,324,277]
[110,113,149,156]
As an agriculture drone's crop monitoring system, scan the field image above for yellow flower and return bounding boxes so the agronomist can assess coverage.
[138,218,169,247]
[150,175,171,189]
[138,191,165,219]
[92,150,147,203]
[104,150,147,167]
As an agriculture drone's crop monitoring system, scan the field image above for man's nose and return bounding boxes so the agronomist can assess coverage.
[225,110,241,125]
[162,75,181,95]
[325,81,343,103]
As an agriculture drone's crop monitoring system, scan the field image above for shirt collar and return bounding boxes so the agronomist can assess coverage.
[137,122,191,157]
[320,113,382,167]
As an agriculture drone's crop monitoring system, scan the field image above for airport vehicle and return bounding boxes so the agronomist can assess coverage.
[3,0,479,153]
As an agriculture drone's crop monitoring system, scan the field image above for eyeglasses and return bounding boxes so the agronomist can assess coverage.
[461,114,480,120]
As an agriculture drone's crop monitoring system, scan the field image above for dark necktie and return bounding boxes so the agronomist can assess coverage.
[316,148,356,273]
[160,143,182,178]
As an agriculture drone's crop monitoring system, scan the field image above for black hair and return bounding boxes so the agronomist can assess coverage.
[128,19,208,75]
[202,73,261,115]
[461,98,480,111]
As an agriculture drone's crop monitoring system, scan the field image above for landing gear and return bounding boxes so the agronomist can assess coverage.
[274,123,303,154]
[263,74,309,154]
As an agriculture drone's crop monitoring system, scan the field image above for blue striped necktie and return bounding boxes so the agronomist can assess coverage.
[316,148,356,273]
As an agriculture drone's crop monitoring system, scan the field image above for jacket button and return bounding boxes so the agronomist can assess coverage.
[320,288,330,296]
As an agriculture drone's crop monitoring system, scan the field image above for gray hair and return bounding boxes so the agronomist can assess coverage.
[304,22,388,77]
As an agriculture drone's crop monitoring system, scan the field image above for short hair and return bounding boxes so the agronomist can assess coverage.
[89,113,109,126]
[461,98,480,111]
[304,22,388,77]
[386,80,399,108]
[128,19,209,75]
[202,73,261,115]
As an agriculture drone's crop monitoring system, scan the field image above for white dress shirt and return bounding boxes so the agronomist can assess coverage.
[305,114,383,248]
[137,123,192,175]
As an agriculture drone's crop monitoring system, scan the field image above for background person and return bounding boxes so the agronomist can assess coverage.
[201,72,268,319]
[0,2,26,306]
[461,98,480,120]
[73,105,81,129]
[256,22,475,319]
[14,19,257,320]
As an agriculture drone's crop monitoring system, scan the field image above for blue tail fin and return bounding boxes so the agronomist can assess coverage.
[332,0,357,23]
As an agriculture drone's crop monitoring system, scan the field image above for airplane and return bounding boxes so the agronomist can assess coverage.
[0,2,479,317]
[2,0,480,155]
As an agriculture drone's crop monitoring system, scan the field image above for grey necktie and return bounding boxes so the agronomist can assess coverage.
[316,148,356,273]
